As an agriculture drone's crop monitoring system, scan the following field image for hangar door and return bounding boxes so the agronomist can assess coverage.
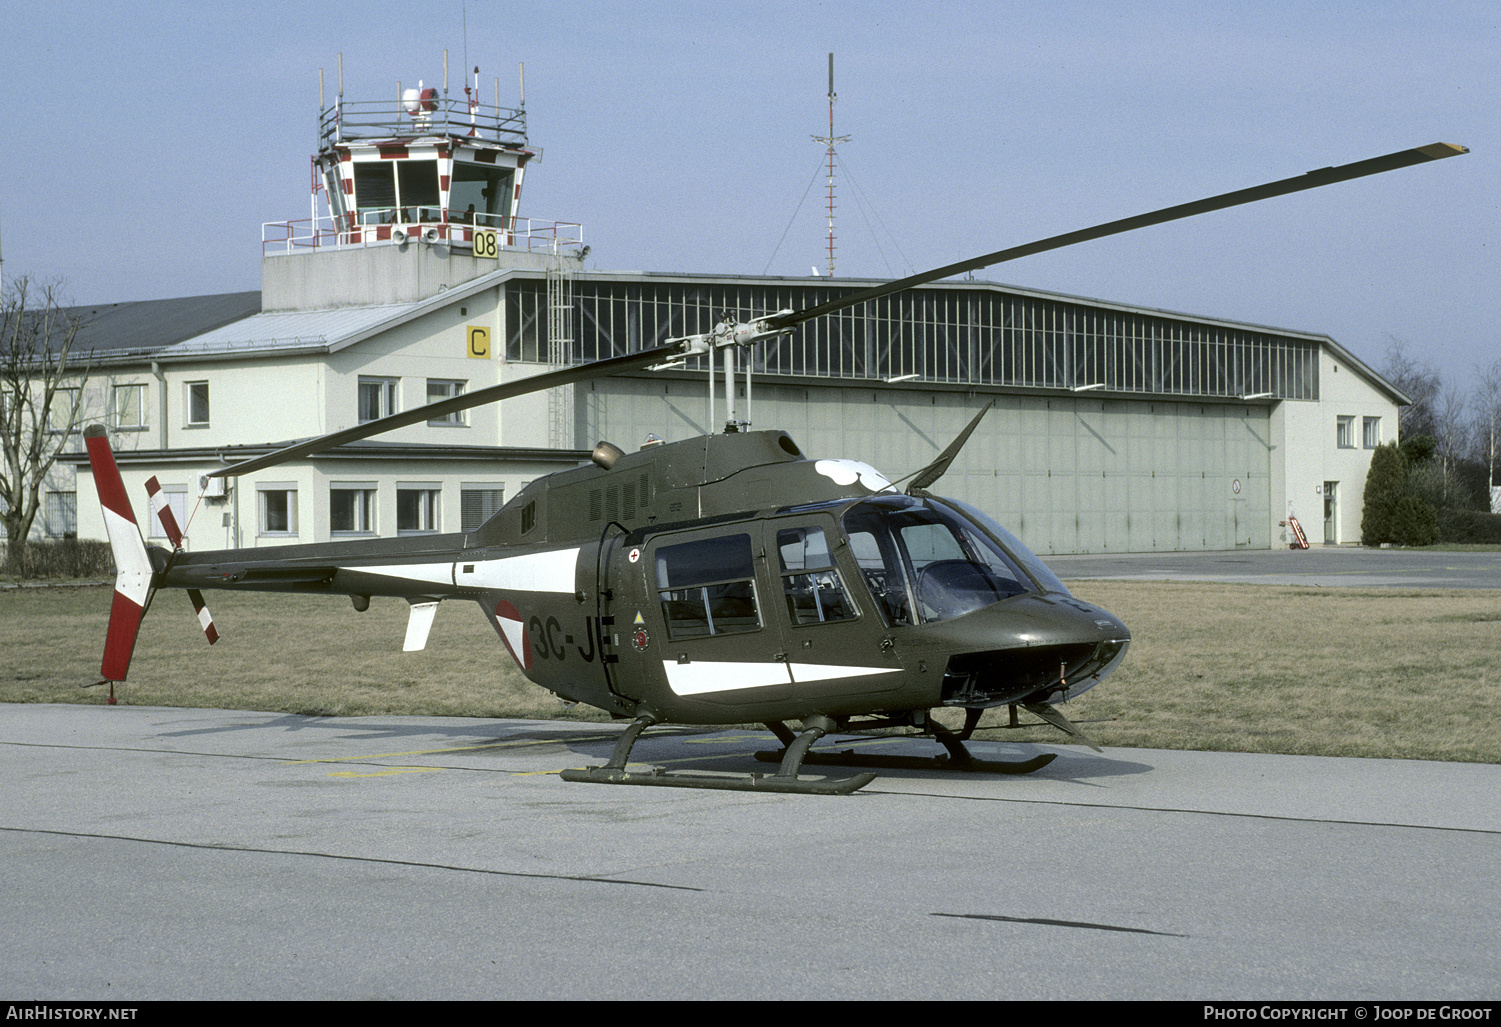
[989,397,1274,554]
[583,381,1273,556]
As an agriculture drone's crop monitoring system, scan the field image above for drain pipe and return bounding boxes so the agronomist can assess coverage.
[150,361,168,449]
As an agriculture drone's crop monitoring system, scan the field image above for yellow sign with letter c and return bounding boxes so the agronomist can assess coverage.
[467,326,491,359]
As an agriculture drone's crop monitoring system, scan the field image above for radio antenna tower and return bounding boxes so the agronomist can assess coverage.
[811,53,850,276]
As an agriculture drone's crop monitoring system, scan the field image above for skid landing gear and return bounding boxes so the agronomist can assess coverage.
[561,714,876,795]
[753,712,1059,776]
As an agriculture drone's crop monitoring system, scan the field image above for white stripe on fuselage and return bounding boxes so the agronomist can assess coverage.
[663,660,902,696]
[344,547,581,593]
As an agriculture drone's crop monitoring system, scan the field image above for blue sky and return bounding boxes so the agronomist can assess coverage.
[3,0,1495,386]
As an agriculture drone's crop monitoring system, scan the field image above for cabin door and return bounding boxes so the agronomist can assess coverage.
[764,515,905,702]
[641,525,792,707]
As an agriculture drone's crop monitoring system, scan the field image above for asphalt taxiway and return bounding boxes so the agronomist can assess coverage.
[1049,545,1501,589]
[3,702,1498,1000]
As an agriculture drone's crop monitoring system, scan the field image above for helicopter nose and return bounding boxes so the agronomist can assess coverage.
[922,593,1130,707]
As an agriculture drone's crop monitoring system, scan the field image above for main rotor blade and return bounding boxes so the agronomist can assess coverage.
[768,142,1467,330]
[209,340,698,478]
[904,401,992,497]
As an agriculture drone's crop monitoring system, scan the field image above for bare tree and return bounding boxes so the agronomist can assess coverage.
[0,277,91,545]
[1381,335,1443,440]
[1431,382,1474,506]
[1474,358,1501,512]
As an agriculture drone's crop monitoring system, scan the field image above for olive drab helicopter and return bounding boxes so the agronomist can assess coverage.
[85,142,1467,795]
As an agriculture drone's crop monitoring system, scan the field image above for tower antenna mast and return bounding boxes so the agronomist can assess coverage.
[811,53,850,276]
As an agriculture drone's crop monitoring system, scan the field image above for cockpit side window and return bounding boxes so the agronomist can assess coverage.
[842,496,1034,624]
[654,533,761,639]
[776,526,856,626]
[844,526,914,627]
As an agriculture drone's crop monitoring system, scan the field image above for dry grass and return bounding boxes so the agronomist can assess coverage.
[0,585,612,722]
[972,580,1501,763]
[4,581,1499,762]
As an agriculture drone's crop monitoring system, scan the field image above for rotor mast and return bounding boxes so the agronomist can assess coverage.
[812,53,851,277]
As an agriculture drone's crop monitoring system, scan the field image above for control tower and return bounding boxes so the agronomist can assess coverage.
[262,60,585,311]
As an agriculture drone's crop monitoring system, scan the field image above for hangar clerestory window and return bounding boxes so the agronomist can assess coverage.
[502,278,1320,402]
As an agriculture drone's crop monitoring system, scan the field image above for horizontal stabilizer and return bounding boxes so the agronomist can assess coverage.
[403,601,440,652]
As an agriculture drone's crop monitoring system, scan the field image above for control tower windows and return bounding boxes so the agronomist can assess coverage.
[451,164,513,229]
[353,164,395,224]
[397,161,440,221]
[351,161,440,224]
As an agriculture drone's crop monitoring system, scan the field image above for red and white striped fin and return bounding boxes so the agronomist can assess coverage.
[188,589,219,645]
[145,476,184,549]
[84,425,153,682]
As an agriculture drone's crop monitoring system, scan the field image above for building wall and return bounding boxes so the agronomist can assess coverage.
[262,246,562,311]
[1272,350,1401,545]
[73,455,563,552]
[323,298,505,446]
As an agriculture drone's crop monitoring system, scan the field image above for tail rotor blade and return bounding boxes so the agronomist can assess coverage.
[188,589,220,645]
[145,476,219,645]
[145,476,185,549]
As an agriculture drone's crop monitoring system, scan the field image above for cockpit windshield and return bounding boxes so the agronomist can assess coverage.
[840,495,1059,625]
[940,497,1072,597]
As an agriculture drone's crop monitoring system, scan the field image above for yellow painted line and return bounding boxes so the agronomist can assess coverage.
[328,766,445,778]
[299,729,919,778]
[520,734,914,777]
[286,733,617,765]
[682,734,775,745]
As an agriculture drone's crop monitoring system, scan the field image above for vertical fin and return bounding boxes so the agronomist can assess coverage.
[84,425,153,682]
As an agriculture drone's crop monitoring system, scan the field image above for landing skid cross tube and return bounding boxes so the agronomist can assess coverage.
[560,714,877,795]
[754,715,1059,776]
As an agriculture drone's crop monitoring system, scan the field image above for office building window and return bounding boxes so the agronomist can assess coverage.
[258,487,298,535]
[44,491,77,538]
[1336,416,1355,449]
[49,387,82,452]
[113,384,147,430]
[186,382,210,426]
[426,379,466,425]
[330,485,376,533]
[461,485,504,531]
[398,487,440,534]
[147,488,189,539]
[359,377,398,422]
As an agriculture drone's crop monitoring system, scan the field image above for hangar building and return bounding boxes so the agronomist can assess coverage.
[53,71,1403,556]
